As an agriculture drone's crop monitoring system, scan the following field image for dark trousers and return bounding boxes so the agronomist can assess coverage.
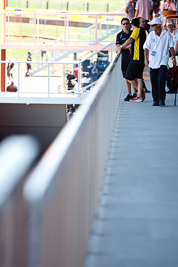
[150,65,167,102]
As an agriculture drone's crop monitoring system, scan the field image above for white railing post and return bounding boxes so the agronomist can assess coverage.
[79,33,81,43]
[64,14,69,45]
[78,63,81,97]
[111,43,113,62]
[95,15,98,45]
[18,62,20,97]
[34,14,37,45]
[37,15,39,44]
[8,15,10,43]
[107,16,109,34]
[48,63,50,96]
[66,14,69,45]
[64,14,67,46]
[3,12,6,44]
[61,64,65,93]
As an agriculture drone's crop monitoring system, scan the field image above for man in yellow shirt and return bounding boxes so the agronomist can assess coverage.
[118,18,146,102]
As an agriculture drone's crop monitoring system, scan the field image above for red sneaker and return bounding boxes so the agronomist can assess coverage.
[129,96,143,102]
[142,88,146,102]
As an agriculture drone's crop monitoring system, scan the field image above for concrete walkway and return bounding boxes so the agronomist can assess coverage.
[85,78,178,267]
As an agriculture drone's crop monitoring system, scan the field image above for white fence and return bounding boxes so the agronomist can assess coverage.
[0,51,123,267]
[3,11,123,46]
[24,51,122,267]
[1,43,115,97]
[0,135,40,267]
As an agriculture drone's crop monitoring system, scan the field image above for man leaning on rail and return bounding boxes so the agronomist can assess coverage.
[116,17,137,101]
[117,18,146,102]
[144,17,176,106]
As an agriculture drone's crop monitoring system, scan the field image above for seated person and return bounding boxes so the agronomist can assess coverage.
[167,21,178,55]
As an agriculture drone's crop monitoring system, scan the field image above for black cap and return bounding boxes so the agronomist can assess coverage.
[131,18,140,27]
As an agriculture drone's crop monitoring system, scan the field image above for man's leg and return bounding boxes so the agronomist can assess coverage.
[125,79,131,94]
[150,68,159,103]
[127,79,138,92]
[158,65,167,103]
[125,79,137,94]
[137,78,143,97]
[143,78,150,92]
[128,79,143,97]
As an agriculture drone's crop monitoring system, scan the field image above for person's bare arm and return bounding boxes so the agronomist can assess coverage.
[144,48,149,67]
[175,42,178,55]
[135,9,139,17]
[125,6,128,13]
[170,47,177,66]
[120,38,134,50]
[116,44,120,53]
[124,44,131,50]
[116,42,131,53]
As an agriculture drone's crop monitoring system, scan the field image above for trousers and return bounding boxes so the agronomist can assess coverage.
[150,65,167,102]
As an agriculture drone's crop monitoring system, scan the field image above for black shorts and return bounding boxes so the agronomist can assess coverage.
[125,60,144,80]
[122,55,131,78]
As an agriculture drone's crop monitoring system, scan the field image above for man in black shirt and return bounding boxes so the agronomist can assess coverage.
[116,17,137,101]
[117,18,146,102]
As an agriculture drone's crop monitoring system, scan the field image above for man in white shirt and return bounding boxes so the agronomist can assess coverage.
[166,21,178,55]
[144,17,176,106]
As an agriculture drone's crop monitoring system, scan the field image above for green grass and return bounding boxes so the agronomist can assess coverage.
[7,0,125,12]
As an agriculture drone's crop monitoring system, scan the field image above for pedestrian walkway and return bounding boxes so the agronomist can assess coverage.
[85,80,178,267]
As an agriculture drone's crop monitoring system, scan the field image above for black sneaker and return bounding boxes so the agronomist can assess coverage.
[152,101,159,106]
[124,94,132,101]
[166,90,175,94]
[132,93,137,98]
[159,100,165,106]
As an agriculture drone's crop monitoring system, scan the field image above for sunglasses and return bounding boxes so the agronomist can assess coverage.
[151,24,157,27]
[122,22,129,25]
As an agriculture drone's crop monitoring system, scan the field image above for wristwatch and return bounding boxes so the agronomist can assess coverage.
[120,45,123,50]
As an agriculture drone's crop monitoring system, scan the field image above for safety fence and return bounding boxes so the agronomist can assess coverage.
[0,135,40,267]
[1,43,115,96]
[0,50,123,267]
[2,11,123,46]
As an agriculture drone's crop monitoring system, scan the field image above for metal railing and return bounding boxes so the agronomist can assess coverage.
[0,49,123,267]
[1,42,115,97]
[0,135,40,267]
[23,51,122,267]
[3,11,124,46]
